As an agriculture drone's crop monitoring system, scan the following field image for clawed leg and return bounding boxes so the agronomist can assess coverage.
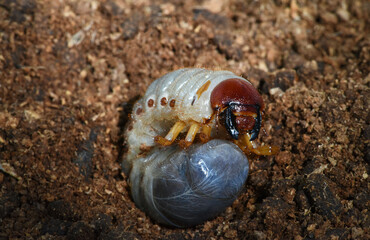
[155,121,207,148]
[179,123,201,148]
[199,124,211,143]
[235,133,279,155]
[155,121,186,146]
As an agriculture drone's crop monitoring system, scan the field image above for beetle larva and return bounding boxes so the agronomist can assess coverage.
[123,68,277,227]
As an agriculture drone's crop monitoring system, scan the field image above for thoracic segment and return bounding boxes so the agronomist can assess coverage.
[124,68,278,167]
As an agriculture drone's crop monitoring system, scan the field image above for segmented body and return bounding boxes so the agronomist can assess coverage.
[122,68,277,227]
[124,68,252,170]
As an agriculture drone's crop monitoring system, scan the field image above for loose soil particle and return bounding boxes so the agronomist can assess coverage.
[0,0,369,239]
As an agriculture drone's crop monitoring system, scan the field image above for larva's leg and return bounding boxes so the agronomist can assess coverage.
[199,124,212,143]
[179,123,201,148]
[236,133,279,155]
[155,121,186,146]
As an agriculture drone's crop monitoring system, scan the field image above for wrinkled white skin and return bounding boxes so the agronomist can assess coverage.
[123,68,251,171]
[129,139,249,227]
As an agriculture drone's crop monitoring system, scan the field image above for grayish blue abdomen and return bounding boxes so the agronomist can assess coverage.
[129,139,249,227]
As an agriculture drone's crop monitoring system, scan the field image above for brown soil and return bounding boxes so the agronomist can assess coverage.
[0,0,369,239]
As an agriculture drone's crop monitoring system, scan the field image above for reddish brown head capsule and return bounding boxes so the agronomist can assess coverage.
[210,78,264,141]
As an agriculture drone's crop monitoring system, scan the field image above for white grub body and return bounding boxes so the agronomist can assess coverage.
[124,68,251,169]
